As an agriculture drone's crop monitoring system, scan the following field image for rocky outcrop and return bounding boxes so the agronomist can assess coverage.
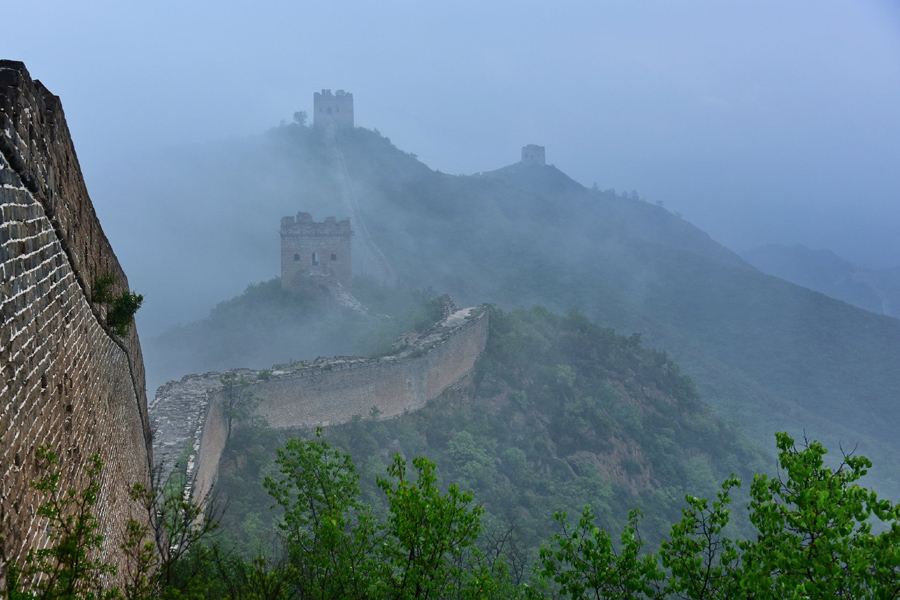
[0,60,151,583]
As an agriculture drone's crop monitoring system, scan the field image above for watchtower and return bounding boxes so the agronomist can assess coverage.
[281,212,353,290]
[313,89,354,129]
[520,144,546,166]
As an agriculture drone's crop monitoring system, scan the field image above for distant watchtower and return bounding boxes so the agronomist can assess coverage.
[520,144,546,166]
[313,89,354,129]
[281,212,353,291]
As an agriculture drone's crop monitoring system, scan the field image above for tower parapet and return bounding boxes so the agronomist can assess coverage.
[313,89,354,129]
[281,211,353,290]
[520,144,546,166]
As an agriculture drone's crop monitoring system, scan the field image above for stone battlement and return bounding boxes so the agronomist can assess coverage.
[521,144,546,166]
[281,211,353,290]
[313,89,354,129]
[150,301,490,504]
[281,212,353,235]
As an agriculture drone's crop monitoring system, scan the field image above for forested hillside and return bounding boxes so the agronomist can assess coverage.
[132,121,900,496]
[214,306,766,557]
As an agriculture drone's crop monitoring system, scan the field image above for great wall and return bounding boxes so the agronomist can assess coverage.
[0,61,152,584]
[150,300,489,504]
[0,69,492,590]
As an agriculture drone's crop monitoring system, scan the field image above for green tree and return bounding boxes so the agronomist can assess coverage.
[537,506,664,599]
[9,447,118,600]
[264,432,496,600]
[375,454,485,599]
[220,373,262,442]
[538,433,900,599]
[263,431,378,600]
[736,433,900,598]
[658,476,743,599]
[125,475,220,599]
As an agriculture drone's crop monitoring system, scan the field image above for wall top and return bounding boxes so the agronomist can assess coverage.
[281,211,352,234]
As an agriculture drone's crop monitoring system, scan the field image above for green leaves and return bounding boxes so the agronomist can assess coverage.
[537,507,664,599]
[91,273,143,337]
[263,432,491,599]
[535,433,900,599]
[376,454,484,599]
[263,430,377,600]
[736,432,900,598]
[12,447,118,600]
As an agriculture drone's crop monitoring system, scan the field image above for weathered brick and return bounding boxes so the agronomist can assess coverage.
[0,60,152,589]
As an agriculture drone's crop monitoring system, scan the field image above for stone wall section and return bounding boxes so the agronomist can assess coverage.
[152,305,489,504]
[252,307,488,429]
[0,61,151,583]
[192,391,226,507]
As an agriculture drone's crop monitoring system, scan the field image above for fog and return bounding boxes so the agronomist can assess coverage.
[9,2,900,565]
[6,1,900,329]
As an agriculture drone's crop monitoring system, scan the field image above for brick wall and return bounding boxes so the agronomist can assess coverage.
[0,61,151,585]
[251,308,489,429]
[152,306,490,505]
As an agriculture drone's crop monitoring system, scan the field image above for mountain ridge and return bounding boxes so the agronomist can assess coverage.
[115,122,900,497]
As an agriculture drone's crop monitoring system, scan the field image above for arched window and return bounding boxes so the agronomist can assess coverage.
[311,252,319,266]
[327,107,332,115]
[294,253,300,261]
[330,253,337,261]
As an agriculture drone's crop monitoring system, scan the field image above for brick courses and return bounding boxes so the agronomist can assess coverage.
[0,61,151,585]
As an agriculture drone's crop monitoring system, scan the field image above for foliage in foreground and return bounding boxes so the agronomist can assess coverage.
[539,432,900,599]
[8,432,900,599]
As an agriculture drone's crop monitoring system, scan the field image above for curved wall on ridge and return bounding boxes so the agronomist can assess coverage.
[152,306,489,505]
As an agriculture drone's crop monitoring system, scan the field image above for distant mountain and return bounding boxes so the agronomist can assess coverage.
[741,244,899,317]
[114,123,900,498]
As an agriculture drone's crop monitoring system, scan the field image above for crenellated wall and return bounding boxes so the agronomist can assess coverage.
[151,304,489,505]
[0,60,151,584]
[313,89,354,129]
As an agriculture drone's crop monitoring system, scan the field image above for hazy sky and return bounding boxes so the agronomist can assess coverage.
[5,1,900,267]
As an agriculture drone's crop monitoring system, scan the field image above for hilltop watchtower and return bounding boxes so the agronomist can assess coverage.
[281,212,353,290]
[313,89,354,129]
[520,144,546,166]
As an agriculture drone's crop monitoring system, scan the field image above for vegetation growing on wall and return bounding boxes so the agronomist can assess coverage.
[91,274,144,337]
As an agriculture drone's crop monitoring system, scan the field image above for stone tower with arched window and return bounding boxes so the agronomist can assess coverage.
[313,89,354,129]
[281,212,353,290]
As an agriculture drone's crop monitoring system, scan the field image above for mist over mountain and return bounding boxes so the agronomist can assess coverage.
[129,121,900,499]
[217,306,766,554]
[741,243,900,317]
[7,3,900,593]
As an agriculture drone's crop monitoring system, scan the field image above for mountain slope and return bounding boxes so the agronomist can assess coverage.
[741,243,899,317]
[112,123,900,497]
[216,307,766,553]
